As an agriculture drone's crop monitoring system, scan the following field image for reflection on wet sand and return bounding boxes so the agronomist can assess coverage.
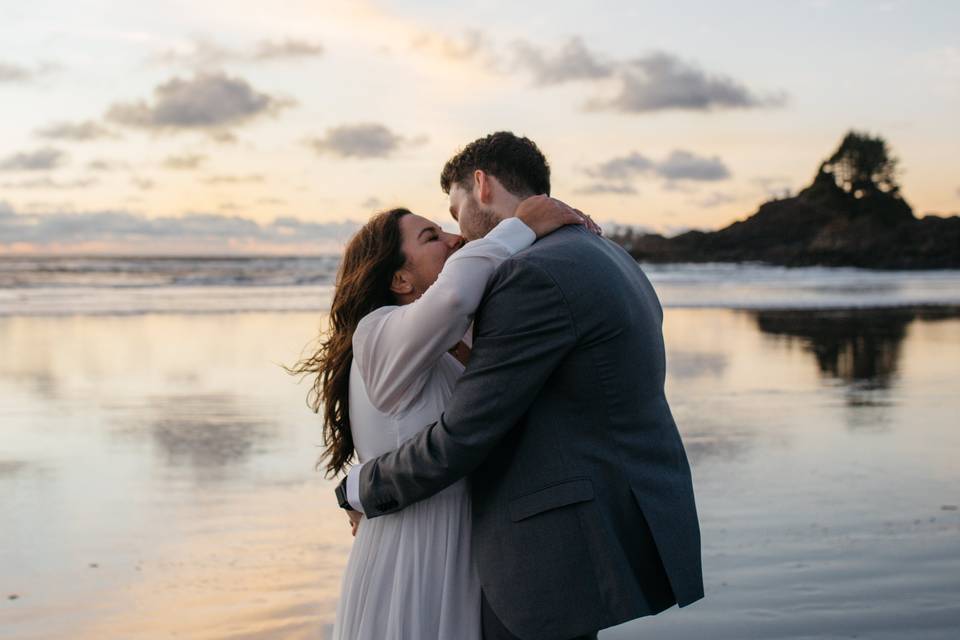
[753,307,960,387]
[113,393,280,476]
[0,460,30,476]
[2,309,959,640]
[750,308,960,433]
[754,309,908,386]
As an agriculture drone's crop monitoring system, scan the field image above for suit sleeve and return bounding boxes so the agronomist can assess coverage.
[358,258,578,517]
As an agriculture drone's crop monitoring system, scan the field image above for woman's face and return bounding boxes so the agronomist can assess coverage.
[395,214,465,300]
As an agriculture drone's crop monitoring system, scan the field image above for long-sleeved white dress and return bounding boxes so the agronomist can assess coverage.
[331,217,536,640]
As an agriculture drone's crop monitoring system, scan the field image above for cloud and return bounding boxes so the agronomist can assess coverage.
[35,120,118,141]
[0,201,359,253]
[106,72,293,133]
[253,39,324,60]
[589,52,785,113]
[656,150,730,181]
[131,177,155,190]
[0,147,67,171]
[694,191,738,208]
[587,149,730,184]
[307,124,425,159]
[411,30,494,62]
[581,149,730,195]
[586,152,655,180]
[162,153,207,170]
[753,176,795,199]
[361,196,383,210]
[153,37,324,68]
[574,183,638,195]
[87,159,129,172]
[504,38,784,113]
[203,174,264,184]
[1,177,97,190]
[513,37,613,85]
[0,60,58,84]
[0,62,33,83]
[151,39,232,68]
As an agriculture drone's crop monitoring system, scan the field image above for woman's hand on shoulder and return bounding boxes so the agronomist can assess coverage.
[516,195,602,238]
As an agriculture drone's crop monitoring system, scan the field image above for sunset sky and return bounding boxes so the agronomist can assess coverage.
[1,0,958,253]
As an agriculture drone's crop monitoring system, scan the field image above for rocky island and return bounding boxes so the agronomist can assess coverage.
[609,132,960,269]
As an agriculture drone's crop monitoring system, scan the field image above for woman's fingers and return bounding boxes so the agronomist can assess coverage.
[517,196,601,237]
[574,208,603,235]
[347,509,363,537]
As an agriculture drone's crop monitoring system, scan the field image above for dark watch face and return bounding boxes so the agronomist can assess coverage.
[335,480,350,509]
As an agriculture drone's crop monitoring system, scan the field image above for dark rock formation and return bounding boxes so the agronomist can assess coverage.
[611,132,960,269]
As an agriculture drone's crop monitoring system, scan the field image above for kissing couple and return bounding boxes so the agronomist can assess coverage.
[295,131,703,639]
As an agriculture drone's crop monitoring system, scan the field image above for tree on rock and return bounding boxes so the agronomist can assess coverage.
[805,131,913,222]
[821,131,899,197]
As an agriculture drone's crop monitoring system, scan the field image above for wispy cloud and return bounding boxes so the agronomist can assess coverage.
[513,37,613,85]
[752,176,795,199]
[162,154,207,170]
[106,72,294,134]
[0,148,67,171]
[152,37,324,68]
[508,39,783,113]
[586,152,655,180]
[0,201,359,253]
[307,123,426,159]
[361,196,383,210]
[410,30,494,63]
[203,174,264,184]
[131,177,155,190]
[253,39,324,60]
[587,149,730,182]
[0,60,58,84]
[589,52,786,113]
[1,177,97,190]
[693,191,738,208]
[656,150,731,181]
[581,149,731,194]
[35,120,118,141]
[0,62,33,83]
[87,159,129,172]
[574,182,638,195]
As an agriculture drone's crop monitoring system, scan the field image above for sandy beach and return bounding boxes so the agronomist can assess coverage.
[2,305,959,638]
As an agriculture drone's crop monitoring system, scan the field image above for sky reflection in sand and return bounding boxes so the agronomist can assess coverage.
[1,309,958,639]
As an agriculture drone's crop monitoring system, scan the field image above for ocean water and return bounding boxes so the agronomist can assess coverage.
[3,256,960,315]
[1,257,959,639]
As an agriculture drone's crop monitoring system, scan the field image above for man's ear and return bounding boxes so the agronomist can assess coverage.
[474,169,495,205]
[389,269,414,297]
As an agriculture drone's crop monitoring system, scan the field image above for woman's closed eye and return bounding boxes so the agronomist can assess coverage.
[418,227,440,242]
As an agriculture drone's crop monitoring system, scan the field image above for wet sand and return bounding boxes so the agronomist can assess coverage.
[1,308,959,638]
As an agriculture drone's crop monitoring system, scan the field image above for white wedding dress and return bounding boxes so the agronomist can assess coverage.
[331,217,535,640]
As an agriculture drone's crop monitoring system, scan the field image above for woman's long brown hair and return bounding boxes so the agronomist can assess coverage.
[289,208,411,477]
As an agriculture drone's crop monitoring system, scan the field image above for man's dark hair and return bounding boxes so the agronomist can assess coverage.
[440,131,551,197]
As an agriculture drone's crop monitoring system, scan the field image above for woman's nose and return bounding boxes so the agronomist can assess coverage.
[446,233,465,250]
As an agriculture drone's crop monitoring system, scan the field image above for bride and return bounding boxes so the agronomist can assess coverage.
[293,197,586,639]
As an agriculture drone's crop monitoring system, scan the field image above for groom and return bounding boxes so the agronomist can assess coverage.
[336,132,703,640]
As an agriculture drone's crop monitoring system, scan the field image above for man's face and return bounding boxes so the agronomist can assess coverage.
[448,182,501,241]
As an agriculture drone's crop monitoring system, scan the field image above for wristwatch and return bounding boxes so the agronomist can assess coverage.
[335,476,351,510]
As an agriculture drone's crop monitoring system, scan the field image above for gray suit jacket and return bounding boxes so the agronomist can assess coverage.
[358,225,703,639]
